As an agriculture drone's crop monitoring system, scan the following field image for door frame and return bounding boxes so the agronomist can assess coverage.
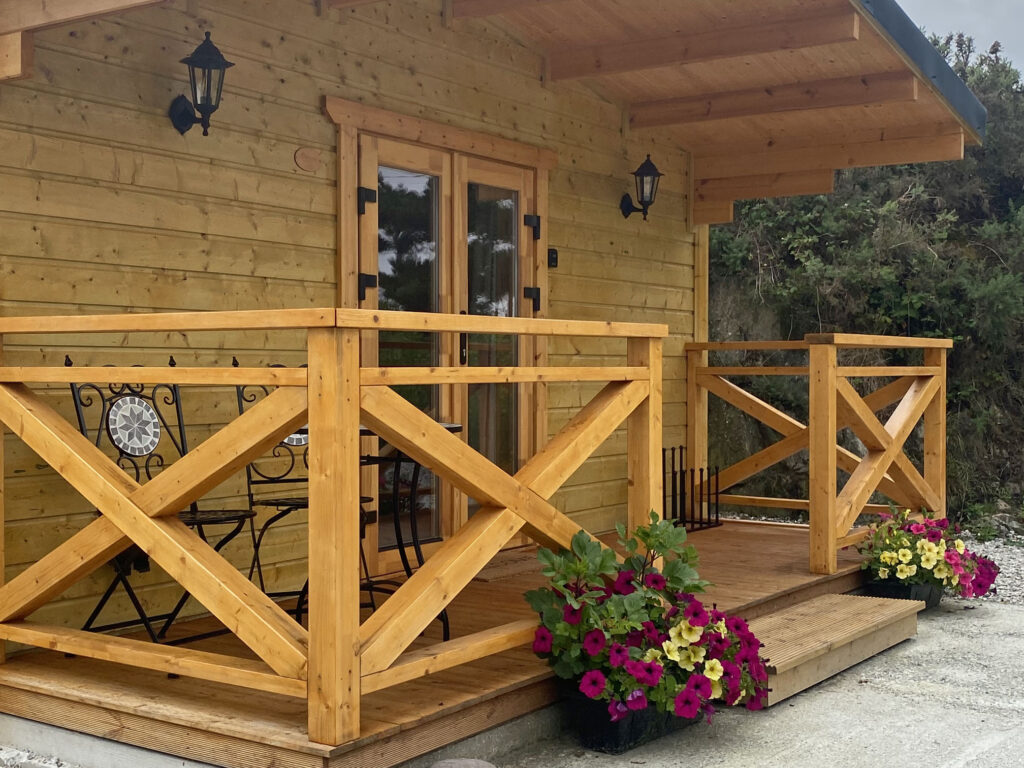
[328,100,555,575]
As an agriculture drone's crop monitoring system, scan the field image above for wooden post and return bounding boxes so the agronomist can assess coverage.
[685,348,709,519]
[808,342,838,574]
[923,348,947,520]
[627,337,663,531]
[0,333,5,664]
[307,327,361,746]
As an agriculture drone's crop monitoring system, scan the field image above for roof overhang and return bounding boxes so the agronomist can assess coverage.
[436,0,987,224]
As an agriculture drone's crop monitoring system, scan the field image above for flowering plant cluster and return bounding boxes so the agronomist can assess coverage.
[857,508,999,598]
[525,514,768,724]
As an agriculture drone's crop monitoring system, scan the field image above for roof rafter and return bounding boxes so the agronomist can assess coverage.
[631,72,919,129]
[0,31,32,81]
[695,131,964,180]
[549,11,860,81]
[452,0,566,17]
[695,171,836,204]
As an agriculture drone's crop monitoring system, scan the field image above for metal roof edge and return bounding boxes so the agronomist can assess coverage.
[854,0,987,143]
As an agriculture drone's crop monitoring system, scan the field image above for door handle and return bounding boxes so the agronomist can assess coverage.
[459,310,468,365]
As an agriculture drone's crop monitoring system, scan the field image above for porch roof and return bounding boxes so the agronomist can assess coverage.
[439,0,987,223]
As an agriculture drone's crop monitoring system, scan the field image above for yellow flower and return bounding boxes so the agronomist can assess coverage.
[713,619,727,635]
[688,645,707,665]
[877,567,890,580]
[643,647,663,662]
[916,539,928,555]
[880,551,899,566]
[896,563,917,580]
[938,539,947,554]
[920,552,938,570]
[898,548,913,564]
[668,623,691,647]
[934,562,951,581]
[677,622,703,644]
[952,572,960,586]
[955,539,966,555]
[661,640,682,662]
[711,679,723,700]
[704,658,724,681]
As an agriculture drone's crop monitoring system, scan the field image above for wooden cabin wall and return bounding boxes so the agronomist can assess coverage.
[0,0,695,629]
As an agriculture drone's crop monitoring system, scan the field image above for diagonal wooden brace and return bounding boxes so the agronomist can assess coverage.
[836,377,940,534]
[357,381,650,672]
[0,386,312,621]
[0,383,309,678]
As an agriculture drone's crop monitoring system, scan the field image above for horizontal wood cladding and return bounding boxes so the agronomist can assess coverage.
[0,0,695,627]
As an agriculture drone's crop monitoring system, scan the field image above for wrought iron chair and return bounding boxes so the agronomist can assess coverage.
[235,366,383,619]
[67,357,256,644]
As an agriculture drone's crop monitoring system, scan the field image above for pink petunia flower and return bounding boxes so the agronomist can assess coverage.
[683,601,710,628]
[607,699,629,722]
[626,689,648,711]
[644,572,667,590]
[909,523,926,535]
[613,570,637,595]
[686,673,712,699]
[609,643,630,668]
[583,629,607,657]
[532,626,553,653]
[579,669,607,699]
[674,688,701,718]
[562,605,582,625]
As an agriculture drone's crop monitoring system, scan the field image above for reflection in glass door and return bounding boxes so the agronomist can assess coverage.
[466,181,519,494]
[375,164,442,548]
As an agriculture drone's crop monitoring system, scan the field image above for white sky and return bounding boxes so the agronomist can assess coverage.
[897,0,1024,69]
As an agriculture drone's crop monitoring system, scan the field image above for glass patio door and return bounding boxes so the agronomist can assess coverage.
[358,138,536,573]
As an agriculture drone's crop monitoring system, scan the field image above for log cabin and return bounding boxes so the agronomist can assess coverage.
[0,0,985,766]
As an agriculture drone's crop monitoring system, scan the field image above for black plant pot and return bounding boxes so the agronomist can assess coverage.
[864,580,942,609]
[559,681,699,754]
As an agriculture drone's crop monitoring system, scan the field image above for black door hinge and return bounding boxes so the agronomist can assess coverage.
[357,186,378,215]
[358,272,378,301]
[523,286,541,313]
[523,214,541,240]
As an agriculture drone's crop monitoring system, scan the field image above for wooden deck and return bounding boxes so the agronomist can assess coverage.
[0,521,864,768]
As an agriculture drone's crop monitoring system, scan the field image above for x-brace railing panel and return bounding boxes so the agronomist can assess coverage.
[0,382,311,678]
[357,379,651,674]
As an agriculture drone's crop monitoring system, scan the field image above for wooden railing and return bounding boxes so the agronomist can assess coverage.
[685,334,949,575]
[0,308,666,747]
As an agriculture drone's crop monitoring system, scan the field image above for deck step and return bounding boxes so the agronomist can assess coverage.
[748,593,924,706]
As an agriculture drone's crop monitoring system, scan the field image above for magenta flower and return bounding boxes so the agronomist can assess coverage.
[644,572,667,590]
[909,523,926,535]
[702,702,716,724]
[624,659,663,686]
[579,670,607,699]
[926,528,943,543]
[626,689,648,711]
[935,518,950,530]
[642,620,666,644]
[609,643,630,668]
[686,673,712,699]
[583,629,607,657]
[625,629,645,648]
[746,690,767,710]
[726,615,750,635]
[607,699,629,722]
[562,604,582,625]
[532,626,552,653]
[674,688,700,718]
[613,570,636,595]
[683,601,710,628]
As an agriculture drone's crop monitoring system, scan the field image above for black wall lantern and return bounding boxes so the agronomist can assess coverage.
[168,31,234,136]
[620,154,663,220]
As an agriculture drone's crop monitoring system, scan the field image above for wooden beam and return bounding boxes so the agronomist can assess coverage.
[0,383,310,679]
[695,132,965,180]
[0,31,31,81]
[696,171,835,204]
[306,328,362,746]
[923,349,947,519]
[452,0,563,17]
[693,200,734,226]
[360,366,647,385]
[0,0,164,34]
[627,338,662,529]
[0,622,305,698]
[808,343,838,574]
[631,72,918,128]
[361,620,536,694]
[0,367,307,386]
[548,12,859,81]
[325,0,381,7]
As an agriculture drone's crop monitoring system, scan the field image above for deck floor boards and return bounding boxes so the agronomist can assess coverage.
[0,521,864,768]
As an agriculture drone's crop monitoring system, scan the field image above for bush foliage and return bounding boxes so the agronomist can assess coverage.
[710,36,1024,516]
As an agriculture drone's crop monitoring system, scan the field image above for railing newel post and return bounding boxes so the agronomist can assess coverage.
[0,332,5,664]
[808,340,838,575]
[923,347,948,520]
[307,323,362,746]
[627,336,663,531]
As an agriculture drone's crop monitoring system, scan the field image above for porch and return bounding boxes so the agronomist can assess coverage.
[0,521,863,768]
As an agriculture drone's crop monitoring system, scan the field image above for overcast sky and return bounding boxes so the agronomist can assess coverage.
[897,0,1024,68]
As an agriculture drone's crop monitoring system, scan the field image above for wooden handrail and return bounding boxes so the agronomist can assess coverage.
[804,333,953,348]
[335,308,668,337]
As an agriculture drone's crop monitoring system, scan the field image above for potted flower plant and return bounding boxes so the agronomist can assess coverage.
[857,507,999,608]
[525,514,768,754]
